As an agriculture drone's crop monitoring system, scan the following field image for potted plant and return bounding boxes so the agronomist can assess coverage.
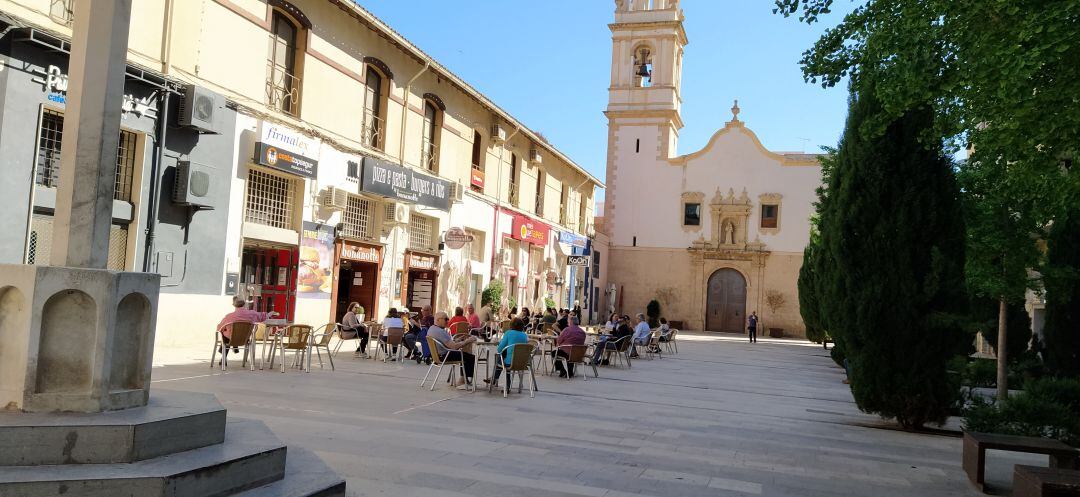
[765,290,786,337]
[357,305,365,322]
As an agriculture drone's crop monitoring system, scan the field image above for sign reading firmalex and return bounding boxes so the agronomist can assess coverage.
[254,123,319,179]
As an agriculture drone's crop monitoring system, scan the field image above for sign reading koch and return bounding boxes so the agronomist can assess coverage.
[361,156,451,211]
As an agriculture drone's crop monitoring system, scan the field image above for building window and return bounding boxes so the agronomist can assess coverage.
[35,109,138,202]
[534,168,545,216]
[245,168,297,230]
[409,213,435,251]
[508,153,518,205]
[761,204,779,229]
[559,185,569,225]
[341,195,373,239]
[421,101,439,172]
[361,66,385,150]
[470,130,484,193]
[683,202,701,226]
[467,228,485,261]
[579,198,588,233]
[592,250,600,277]
[267,10,303,116]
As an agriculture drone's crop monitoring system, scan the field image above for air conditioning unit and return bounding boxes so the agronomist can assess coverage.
[448,182,464,203]
[385,202,409,225]
[177,84,224,134]
[172,160,215,208]
[319,186,349,211]
[528,147,542,163]
[499,248,513,266]
[491,123,507,143]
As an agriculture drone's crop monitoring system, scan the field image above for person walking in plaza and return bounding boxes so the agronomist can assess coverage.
[747,311,758,343]
[427,311,478,390]
[340,302,369,357]
[487,318,528,391]
[553,315,586,377]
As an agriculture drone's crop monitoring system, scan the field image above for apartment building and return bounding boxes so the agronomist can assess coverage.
[0,0,602,347]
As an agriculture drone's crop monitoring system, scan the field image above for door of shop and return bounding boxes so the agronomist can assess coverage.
[241,245,298,321]
[706,268,746,333]
[335,260,377,324]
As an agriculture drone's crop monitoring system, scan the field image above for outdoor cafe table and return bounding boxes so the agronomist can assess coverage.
[261,318,293,372]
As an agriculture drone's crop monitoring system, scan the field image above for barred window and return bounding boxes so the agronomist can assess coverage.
[409,214,433,250]
[385,203,396,223]
[245,168,297,230]
[341,195,373,239]
[35,109,138,202]
[27,214,128,270]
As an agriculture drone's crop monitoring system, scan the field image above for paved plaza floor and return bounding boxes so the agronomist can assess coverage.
[151,332,1040,497]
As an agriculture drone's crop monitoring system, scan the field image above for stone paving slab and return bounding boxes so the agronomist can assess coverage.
[150,332,1038,496]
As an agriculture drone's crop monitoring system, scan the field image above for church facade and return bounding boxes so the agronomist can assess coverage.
[604,0,822,335]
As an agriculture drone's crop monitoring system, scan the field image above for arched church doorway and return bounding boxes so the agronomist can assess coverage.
[706,268,746,332]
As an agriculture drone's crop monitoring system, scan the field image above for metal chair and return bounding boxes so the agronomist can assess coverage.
[641,330,663,360]
[602,336,633,368]
[450,321,470,335]
[661,329,679,354]
[308,323,338,371]
[211,321,256,371]
[277,324,312,372]
[501,342,538,398]
[554,344,596,380]
[419,336,464,391]
[377,327,406,362]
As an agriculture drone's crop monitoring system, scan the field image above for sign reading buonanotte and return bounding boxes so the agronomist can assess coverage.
[361,157,451,211]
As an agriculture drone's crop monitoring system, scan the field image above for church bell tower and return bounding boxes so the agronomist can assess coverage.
[603,0,687,238]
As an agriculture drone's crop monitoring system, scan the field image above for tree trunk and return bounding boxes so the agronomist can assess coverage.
[996,297,1008,402]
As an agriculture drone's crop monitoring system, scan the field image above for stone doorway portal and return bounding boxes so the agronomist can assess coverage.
[706,268,746,332]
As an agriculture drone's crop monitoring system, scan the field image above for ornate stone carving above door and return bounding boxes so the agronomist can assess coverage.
[709,188,752,249]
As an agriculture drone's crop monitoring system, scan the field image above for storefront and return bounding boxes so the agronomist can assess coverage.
[404,250,439,312]
[509,213,550,309]
[240,122,319,321]
[333,240,382,323]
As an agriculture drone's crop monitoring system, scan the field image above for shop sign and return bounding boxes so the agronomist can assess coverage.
[341,242,380,264]
[567,255,590,267]
[361,156,451,211]
[260,123,318,158]
[559,231,587,248]
[511,215,549,246]
[298,222,335,299]
[254,142,318,179]
[409,253,437,270]
[442,227,474,250]
[470,168,485,189]
[31,64,157,118]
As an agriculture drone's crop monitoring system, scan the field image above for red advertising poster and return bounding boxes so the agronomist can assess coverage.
[470,168,485,189]
[511,215,549,246]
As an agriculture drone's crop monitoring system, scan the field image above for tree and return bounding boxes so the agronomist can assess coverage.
[481,280,504,309]
[799,147,838,346]
[1043,207,1080,378]
[646,300,661,328]
[971,298,1032,364]
[816,83,968,429]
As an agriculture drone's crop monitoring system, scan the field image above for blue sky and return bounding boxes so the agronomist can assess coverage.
[357,1,854,197]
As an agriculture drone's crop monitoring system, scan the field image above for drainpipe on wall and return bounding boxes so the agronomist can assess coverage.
[159,0,174,74]
[488,125,520,283]
[141,90,171,273]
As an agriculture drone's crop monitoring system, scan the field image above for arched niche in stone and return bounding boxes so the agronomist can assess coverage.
[0,286,27,389]
[110,292,151,392]
[37,290,96,394]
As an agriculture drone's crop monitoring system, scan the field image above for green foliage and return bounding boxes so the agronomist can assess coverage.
[507,296,517,313]
[829,343,846,368]
[815,84,968,429]
[970,299,1032,364]
[962,359,998,389]
[646,300,661,327]
[544,297,556,310]
[1043,207,1080,378]
[799,236,829,344]
[963,377,1080,446]
[481,280,504,309]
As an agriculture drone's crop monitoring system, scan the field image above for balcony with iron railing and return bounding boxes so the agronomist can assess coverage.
[508,182,519,206]
[534,194,544,217]
[266,60,302,117]
[361,111,384,150]
[421,139,438,172]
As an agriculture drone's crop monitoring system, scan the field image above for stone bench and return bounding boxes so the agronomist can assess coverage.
[963,431,1080,492]
[1013,465,1080,496]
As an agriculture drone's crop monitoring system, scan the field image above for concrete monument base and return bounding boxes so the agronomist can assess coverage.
[0,263,159,413]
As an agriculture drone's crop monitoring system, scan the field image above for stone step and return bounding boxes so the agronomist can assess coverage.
[232,447,346,497]
[0,390,227,466]
[0,418,286,497]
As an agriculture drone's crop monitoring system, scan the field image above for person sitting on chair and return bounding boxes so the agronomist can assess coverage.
[216,296,276,359]
[447,306,468,332]
[488,318,529,391]
[379,308,406,361]
[427,311,478,390]
[553,315,586,378]
[630,313,652,358]
[341,302,369,357]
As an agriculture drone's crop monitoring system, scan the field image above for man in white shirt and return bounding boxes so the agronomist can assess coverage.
[631,313,652,358]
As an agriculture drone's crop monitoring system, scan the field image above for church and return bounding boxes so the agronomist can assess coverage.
[603,0,822,336]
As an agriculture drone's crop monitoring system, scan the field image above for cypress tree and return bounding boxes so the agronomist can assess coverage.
[817,85,968,428]
[1043,208,1080,377]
